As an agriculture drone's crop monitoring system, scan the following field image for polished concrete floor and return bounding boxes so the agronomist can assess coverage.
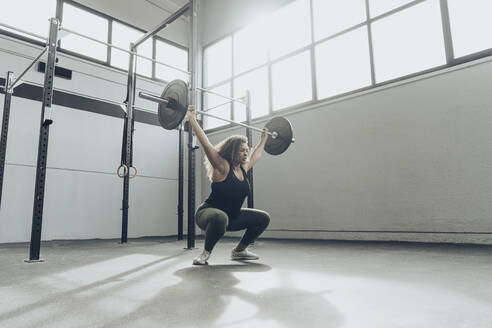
[0,237,491,328]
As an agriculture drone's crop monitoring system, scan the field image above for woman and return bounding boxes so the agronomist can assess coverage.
[187,105,271,265]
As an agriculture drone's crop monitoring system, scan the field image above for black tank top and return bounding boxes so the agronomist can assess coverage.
[204,165,250,220]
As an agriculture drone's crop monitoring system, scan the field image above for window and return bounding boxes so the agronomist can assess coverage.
[369,0,415,17]
[203,84,231,130]
[371,0,446,82]
[155,40,188,82]
[313,0,366,41]
[269,0,311,60]
[271,51,312,110]
[233,67,269,121]
[203,0,492,131]
[61,3,109,61]
[203,37,232,86]
[111,21,144,70]
[233,18,269,75]
[135,39,153,77]
[448,0,492,58]
[110,21,152,77]
[316,26,372,99]
[0,0,56,42]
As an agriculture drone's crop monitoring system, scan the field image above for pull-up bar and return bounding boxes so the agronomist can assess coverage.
[133,2,191,49]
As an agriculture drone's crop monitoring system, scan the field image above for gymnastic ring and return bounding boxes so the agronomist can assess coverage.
[117,164,128,178]
[129,166,138,179]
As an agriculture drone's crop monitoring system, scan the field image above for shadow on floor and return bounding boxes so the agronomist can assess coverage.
[104,262,344,328]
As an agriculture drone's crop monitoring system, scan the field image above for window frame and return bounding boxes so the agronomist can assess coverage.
[0,0,189,83]
[202,0,492,134]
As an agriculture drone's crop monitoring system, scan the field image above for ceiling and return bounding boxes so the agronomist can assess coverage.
[144,0,191,16]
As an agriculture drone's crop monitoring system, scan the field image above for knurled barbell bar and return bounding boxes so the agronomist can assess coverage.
[139,79,295,155]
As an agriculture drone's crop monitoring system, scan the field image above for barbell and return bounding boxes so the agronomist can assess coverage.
[139,79,295,155]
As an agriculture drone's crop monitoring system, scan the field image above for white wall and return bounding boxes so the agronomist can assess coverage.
[200,0,294,46]
[200,0,492,244]
[0,24,195,242]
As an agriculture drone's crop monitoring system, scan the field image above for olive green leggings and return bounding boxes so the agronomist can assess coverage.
[195,205,271,252]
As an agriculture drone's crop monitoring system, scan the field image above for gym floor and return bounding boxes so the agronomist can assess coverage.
[1,238,491,328]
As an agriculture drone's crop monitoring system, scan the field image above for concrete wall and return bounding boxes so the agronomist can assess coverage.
[0,17,195,243]
[199,0,492,244]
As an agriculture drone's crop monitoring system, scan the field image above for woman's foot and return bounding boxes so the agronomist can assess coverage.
[193,250,211,265]
[231,248,259,260]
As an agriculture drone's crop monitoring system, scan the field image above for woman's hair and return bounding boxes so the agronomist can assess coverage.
[204,135,248,181]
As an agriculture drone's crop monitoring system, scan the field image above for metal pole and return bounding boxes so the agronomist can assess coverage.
[245,90,254,209]
[0,72,14,209]
[177,123,184,240]
[59,26,190,75]
[0,21,48,41]
[26,18,59,263]
[186,123,196,249]
[133,2,191,49]
[139,91,170,104]
[9,47,48,91]
[137,90,279,138]
[196,87,246,104]
[121,43,137,244]
[186,0,197,249]
[195,109,274,136]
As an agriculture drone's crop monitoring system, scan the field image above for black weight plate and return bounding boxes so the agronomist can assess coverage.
[158,79,188,130]
[264,116,293,155]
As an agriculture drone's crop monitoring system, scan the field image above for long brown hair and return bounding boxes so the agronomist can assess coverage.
[204,135,248,181]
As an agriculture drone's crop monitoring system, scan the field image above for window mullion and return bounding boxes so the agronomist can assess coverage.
[231,35,235,121]
[365,0,376,85]
[107,19,112,65]
[309,0,317,102]
[152,37,156,79]
[439,0,454,64]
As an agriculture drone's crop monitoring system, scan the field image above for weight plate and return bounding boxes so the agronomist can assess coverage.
[264,116,293,155]
[158,79,188,130]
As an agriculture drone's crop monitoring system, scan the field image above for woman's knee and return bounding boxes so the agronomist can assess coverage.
[208,212,228,231]
[257,211,271,228]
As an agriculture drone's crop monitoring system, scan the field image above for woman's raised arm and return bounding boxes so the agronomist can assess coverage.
[187,105,227,174]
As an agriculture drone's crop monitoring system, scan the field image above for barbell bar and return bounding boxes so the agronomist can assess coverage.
[138,79,295,155]
[195,87,246,104]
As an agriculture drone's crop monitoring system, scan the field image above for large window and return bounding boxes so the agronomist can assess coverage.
[371,0,446,82]
[269,0,311,60]
[369,0,415,17]
[111,21,143,70]
[0,0,56,43]
[272,51,312,110]
[61,3,109,62]
[233,67,269,121]
[155,40,189,82]
[233,18,269,75]
[203,37,232,86]
[313,0,366,41]
[203,0,492,132]
[447,0,492,58]
[0,1,188,82]
[315,26,372,98]
[110,21,153,77]
[203,84,231,129]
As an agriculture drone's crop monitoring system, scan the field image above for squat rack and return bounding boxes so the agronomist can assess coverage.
[0,0,255,260]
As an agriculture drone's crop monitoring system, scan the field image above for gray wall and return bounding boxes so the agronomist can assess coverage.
[200,0,492,244]
[0,14,195,243]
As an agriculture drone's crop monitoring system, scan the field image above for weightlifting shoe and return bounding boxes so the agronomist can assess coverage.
[231,248,259,260]
[193,250,211,265]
